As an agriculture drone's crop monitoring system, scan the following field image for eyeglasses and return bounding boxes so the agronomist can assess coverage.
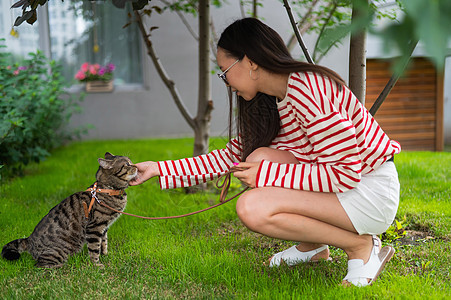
[217,59,240,85]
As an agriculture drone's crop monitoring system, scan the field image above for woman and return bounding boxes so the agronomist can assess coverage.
[130,18,401,287]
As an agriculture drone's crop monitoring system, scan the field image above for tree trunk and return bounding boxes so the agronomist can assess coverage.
[348,0,368,105]
[193,0,213,157]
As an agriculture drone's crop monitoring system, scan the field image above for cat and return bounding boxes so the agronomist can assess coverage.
[1,152,137,268]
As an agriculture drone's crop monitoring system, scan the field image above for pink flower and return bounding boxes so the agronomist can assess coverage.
[75,71,86,80]
[106,63,115,72]
[75,62,114,81]
[13,70,19,75]
[89,65,98,75]
[81,62,89,73]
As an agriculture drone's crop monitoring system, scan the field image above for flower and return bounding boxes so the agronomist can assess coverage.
[81,62,89,73]
[75,71,86,81]
[12,66,27,76]
[75,62,114,82]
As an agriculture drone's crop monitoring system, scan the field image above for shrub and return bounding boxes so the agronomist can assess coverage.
[0,42,85,179]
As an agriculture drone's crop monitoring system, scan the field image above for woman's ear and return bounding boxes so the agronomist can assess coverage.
[243,55,258,71]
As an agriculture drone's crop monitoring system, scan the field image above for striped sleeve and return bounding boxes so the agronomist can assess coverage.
[256,73,362,193]
[158,138,242,189]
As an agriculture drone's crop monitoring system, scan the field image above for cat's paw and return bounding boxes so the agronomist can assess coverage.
[94,262,105,268]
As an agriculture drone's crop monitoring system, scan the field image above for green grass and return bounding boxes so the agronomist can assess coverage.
[1,138,450,299]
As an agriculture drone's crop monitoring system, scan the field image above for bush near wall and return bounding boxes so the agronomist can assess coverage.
[0,43,85,179]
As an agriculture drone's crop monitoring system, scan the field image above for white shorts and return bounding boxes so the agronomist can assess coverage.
[336,161,400,235]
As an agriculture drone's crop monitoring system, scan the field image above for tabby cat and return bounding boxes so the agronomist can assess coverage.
[1,152,137,268]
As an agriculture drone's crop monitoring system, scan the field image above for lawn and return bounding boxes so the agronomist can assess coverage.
[1,138,450,299]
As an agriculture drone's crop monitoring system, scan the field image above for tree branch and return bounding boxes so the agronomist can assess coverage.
[134,10,195,129]
[282,0,314,64]
[239,0,246,18]
[252,0,258,18]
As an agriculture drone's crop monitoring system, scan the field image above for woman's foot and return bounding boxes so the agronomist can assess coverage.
[342,235,395,287]
[267,243,331,267]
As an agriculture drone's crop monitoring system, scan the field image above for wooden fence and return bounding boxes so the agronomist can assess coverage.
[365,57,444,151]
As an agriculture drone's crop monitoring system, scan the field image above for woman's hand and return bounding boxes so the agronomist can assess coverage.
[129,161,160,186]
[231,162,260,188]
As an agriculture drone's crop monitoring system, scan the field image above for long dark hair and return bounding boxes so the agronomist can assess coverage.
[217,18,346,160]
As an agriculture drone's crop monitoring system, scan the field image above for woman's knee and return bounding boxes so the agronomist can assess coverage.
[246,147,298,164]
[236,190,267,232]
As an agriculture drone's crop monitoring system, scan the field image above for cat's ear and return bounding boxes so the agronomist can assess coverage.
[105,152,114,159]
[98,158,114,169]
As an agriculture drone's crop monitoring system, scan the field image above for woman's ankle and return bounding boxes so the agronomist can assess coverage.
[296,243,327,252]
[344,235,373,263]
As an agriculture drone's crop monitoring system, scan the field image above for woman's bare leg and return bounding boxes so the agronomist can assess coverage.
[240,148,374,264]
[236,187,373,261]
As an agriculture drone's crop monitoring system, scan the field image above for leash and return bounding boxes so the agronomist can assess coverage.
[85,172,248,220]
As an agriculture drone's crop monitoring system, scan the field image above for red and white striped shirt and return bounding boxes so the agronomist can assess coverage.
[158,72,401,193]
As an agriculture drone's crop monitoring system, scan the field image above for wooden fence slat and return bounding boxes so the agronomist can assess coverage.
[365,57,441,151]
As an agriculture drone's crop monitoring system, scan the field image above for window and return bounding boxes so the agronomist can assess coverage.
[1,0,142,86]
[1,1,40,59]
[49,1,143,85]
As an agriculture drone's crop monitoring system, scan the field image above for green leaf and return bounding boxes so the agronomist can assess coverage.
[403,0,451,68]
[14,10,34,26]
[317,23,351,55]
[395,219,402,230]
[132,0,150,10]
[11,0,29,9]
[375,0,451,70]
[26,10,37,25]
[112,0,128,9]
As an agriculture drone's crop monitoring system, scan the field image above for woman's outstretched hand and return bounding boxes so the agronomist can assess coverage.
[231,162,260,188]
[130,161,160,186]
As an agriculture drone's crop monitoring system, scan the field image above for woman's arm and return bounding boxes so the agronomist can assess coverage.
[136,138,243,189]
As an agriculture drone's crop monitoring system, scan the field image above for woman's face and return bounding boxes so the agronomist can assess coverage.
[216,48,258,100]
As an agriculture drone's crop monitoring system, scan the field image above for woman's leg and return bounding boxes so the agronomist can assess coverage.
[240,147,374,263]
[236,187,372,261]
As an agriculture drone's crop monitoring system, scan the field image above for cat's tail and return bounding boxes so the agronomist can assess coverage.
[2,238,28,260]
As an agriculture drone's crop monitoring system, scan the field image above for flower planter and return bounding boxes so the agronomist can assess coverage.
[85,80,114,93]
